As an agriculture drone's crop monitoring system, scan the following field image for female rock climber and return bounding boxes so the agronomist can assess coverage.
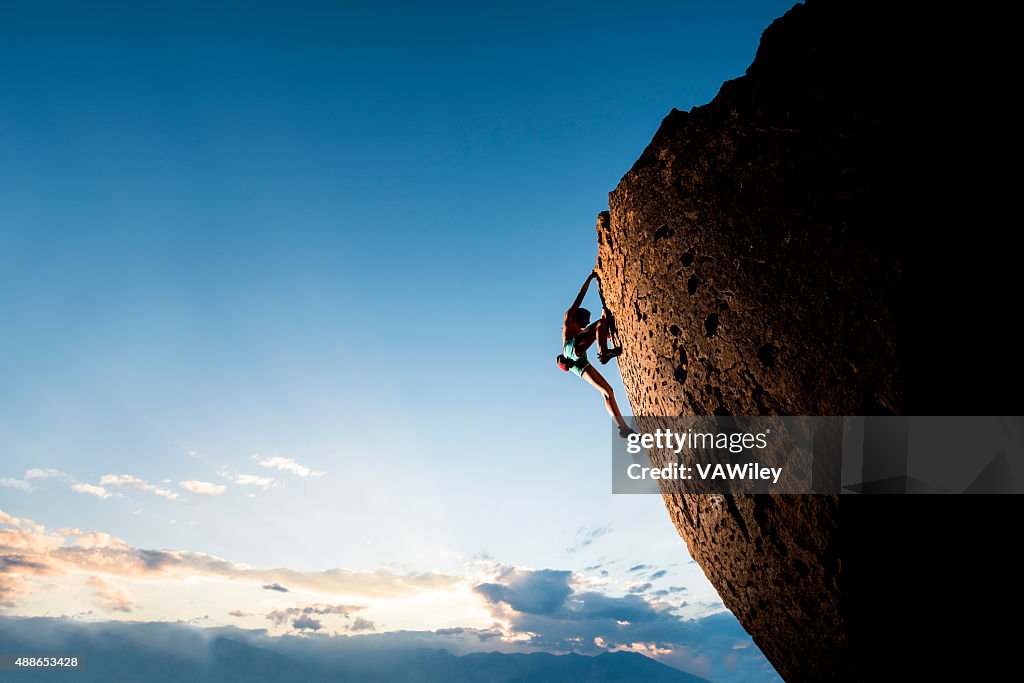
[560,270,634,438]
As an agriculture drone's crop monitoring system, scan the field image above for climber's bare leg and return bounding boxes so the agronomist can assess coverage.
[575,316,608,354]
[592,312,621,364]
[582,365,630,431]
[574,321,599,353]
[596,311,610,355]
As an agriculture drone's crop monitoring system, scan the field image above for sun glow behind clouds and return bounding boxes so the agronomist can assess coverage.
[0,507,773,680]
[0,508,509,635]
[1,509,686,636]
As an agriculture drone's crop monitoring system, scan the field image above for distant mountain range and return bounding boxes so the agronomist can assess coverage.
[0,617,710,682]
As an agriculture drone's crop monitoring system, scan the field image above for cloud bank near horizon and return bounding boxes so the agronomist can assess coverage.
[0,508,774,681]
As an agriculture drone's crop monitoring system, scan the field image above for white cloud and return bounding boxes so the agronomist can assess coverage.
[1,510,461,601]
[179,480,226,496]
[0,478,31,491]
[252,455,324,478]
[72,483,112,499]
[87,575,133,613]
[218,467,280,489]
[25,468,70,480]
[60,530,128,550]
[234,474,278,489]
[100,474,179,501]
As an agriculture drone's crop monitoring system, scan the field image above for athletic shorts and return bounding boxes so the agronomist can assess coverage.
[563,337,590,377]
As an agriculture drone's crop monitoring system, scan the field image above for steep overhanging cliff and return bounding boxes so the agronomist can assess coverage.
[594,1,901,680]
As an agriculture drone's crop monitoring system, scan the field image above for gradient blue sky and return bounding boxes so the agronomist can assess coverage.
[0,2,792,680]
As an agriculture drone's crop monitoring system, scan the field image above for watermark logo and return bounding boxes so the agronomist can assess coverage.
[612,416,1024,494]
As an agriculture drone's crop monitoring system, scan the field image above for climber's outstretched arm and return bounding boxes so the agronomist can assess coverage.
[567,270,597,319]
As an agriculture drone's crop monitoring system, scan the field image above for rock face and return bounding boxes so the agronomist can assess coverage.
[597,0,901,421]
[594,1,905,680]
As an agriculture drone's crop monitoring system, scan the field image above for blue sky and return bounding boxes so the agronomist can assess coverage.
[0,2,792,680]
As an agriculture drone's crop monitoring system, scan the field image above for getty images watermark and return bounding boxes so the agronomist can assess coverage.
[611,416,1024,494]
[625,427,781,484]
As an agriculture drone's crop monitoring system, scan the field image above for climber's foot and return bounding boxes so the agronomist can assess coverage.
[598,347,622,365]
[618,425,637,439]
